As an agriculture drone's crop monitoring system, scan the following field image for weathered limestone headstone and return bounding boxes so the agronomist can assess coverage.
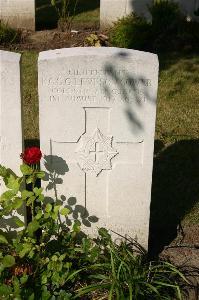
[0,0,35,30]
[39,47,159,249]
[0,50,24,231]
[100,0,153,28]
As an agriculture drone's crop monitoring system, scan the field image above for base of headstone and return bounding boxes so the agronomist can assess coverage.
[0,0,35,30]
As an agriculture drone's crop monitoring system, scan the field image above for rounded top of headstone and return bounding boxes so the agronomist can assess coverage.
[38,47,158,63]
[0,50,21,62]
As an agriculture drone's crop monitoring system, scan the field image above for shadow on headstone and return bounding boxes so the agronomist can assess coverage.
[25,139,40,149]
[43,154,99,231]
[149,139,199,257]
[0,204,26,239]
[102,50,155,135]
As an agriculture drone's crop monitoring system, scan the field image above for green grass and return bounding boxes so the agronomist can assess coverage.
[149,52,199,254]
[156,54,199,144]
[0,22,21,44]
[21,50,199,255]
[21,52,38,140]
[35,0,100,30]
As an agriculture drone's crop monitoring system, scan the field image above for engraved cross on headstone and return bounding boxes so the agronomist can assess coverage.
[89,142,104,163]
[50,107,143,216]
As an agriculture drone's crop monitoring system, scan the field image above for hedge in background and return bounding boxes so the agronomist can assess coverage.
[109,0,199,53]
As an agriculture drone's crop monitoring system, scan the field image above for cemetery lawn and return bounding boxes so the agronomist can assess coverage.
[21,50,199,228]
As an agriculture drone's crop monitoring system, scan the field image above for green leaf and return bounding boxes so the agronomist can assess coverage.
[33,187,43,196]
[36,171,45,179]
[0,165,8,178]
[26,176,34,184]
[13,276,20,294]
[60,207,70,216]
[41,274,48,284]
[88,274,109,280]
[27,196,36,206]
[0,235,8,244]
[13,216,25,228]
[2,255,15,268]
[59,254,66,261]
[44,212,50,219]
[35,210,43,220]
[51,212,58,220]
[52,255,58,262]
[27,220,40,236]
[6,175,20,192]
[0,284,13,296]
[73,220,81,233]
[98,227,111,239]
[28,293,35,300]
[0,190,16,202]
[20,164,33,175]
[20,274,29,284]
[19,243,32,258]
[76,283,110,297]
[38,194,45,202]
[54,205,61,213]
[45,203,52,213]
[12,197,23,209]
[21,190,34,200]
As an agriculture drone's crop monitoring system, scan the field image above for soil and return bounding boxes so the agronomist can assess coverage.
[0,28,109,52]
[1,28,198,299]
[160,226,199,299]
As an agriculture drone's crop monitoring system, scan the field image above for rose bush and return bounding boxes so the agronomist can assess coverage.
[20,147,42,165]
[0,149,188,299]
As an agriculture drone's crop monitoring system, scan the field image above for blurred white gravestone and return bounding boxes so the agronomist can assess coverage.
[100,0,199,28]
[100,0,153,28]
[0,0,35,30]
[39,47,159,249]
[0,50,24,231]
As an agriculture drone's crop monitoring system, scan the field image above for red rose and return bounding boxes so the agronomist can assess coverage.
[20,147,42,165]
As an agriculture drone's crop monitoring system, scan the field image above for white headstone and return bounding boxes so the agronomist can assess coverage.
[100,0,199,28]
[0,0,35,30]
[39,47,159,249]
[0,50,24,231]
[100,0,152,28]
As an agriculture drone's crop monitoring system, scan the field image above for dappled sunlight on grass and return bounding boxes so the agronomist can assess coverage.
[156,54,199,144]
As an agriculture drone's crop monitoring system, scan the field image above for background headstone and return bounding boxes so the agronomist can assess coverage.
[0,50,24,231]
[0,0,35,30]
[39,47,159,249]
[100,0,199,28]
[100,0,152,28]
